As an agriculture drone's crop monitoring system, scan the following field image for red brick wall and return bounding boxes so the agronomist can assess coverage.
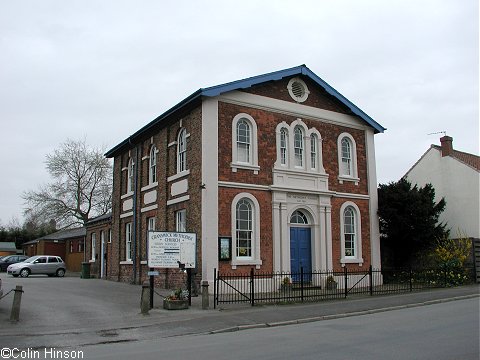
[331,197,371,272]
[218,102,369,195]
[109,105,203,290]
[218,187,273,273]
[242,76,351,115]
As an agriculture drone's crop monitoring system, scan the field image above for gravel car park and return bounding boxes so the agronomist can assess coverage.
[7,255,66,278]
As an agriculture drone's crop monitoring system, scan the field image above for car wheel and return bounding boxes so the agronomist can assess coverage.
[20,269,30,278]
[56,269,65,277]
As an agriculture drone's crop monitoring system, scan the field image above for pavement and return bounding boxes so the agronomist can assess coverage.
[0,273,478,349]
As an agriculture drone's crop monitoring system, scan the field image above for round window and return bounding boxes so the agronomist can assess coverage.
[287,77,309,103]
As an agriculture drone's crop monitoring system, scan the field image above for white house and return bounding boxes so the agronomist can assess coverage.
[405,136,480,239]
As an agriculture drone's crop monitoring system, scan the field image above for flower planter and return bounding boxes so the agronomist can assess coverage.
[326,282,337,290]
[163,299,189,310]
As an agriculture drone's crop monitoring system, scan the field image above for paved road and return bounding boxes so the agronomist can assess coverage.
[82,298,479,360]
[0,272,478,351]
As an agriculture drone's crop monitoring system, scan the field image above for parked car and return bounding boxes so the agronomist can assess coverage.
[0,277,3,298]
[7,255,66,278]
[0,255,29,272]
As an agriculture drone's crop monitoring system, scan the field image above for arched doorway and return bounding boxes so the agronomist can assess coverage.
[290,209,312,282]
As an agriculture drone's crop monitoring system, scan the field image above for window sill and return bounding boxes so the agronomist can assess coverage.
[120,260,133,265]
[167,170,190,183]
[141,182,158,192]
[231,163,260,175]
[341,258,364,266]
[121,191,134,200]
[231,258,262,269]
[338,175,360,185]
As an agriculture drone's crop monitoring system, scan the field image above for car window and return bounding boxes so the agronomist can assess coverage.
[48,257,59,263]
[35,257,47,264]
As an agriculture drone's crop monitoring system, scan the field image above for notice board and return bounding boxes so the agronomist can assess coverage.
[147,231,196,268]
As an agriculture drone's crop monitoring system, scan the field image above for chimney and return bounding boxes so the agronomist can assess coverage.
[440,136,453,157]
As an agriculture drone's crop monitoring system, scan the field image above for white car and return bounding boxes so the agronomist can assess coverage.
[7,255,66,278]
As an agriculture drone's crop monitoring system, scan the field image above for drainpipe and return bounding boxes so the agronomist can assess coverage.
[129,139,139,285]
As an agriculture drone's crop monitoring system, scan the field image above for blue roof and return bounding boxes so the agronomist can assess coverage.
[106,65,385,157]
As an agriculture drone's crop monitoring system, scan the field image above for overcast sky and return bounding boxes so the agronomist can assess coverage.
[0,0,478,225]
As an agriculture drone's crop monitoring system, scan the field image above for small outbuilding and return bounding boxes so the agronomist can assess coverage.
[22,227,86,272]
[0,242,20,256]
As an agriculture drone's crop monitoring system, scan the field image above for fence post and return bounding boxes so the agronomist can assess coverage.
[201,281,209,310]
[140,282,150,315]
[344,267,348,298]
[300,267,304,303]
[213,268,217,310]
[409,266,413,292]
[369,265,373,296]
[10,285,23,322]
[443,266,447,287]
[250,268,255,307]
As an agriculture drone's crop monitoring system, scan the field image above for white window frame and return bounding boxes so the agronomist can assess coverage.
[125,222,132,262]
[230,192,262,269]
[90,233,96,262]
[147,217,156,232]
[339,201,363,265]
[337,133,359,184]
[149,146,157,184]
[177,128,187,173]
[231,113,260,174]
[294,126,304,168]
[175,209,186,232]
[310,133,318,170]
[108,229,112,243]
[280,128,288,166]
[127,158,134,193]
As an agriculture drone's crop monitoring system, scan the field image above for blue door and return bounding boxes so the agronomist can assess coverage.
[290,227,312,283]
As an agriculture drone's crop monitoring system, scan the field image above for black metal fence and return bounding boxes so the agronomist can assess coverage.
[213,266,474,308]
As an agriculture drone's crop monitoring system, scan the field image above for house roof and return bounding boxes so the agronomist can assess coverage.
[86,212,112,226]
[431,145,480,172]
[404,142,480,179]
[105,65,385,158]
[0,242,18,252]
[22,227,86,246]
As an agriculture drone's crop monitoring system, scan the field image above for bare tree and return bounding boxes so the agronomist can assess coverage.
[23,139,112,228]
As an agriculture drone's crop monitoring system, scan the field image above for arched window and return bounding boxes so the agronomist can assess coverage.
[236,119,251,163]
[127,158,134,193]
[231,114,259,173]
[236,198,253,258]
[177,128,187,173]
[343,206,356,257]
[231,193,262,267]
[340,201,363,264]
[294,126,304,167]
[149,146,157,184]
[337,133,359,183]
[310,134,318,170]
[280,128,288,165]
[341,137,352,176]
[290,210,308,224]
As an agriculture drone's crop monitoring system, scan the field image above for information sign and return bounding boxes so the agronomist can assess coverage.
[148,231,196,268]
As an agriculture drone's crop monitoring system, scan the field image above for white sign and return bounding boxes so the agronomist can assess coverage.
[148,231,196,268]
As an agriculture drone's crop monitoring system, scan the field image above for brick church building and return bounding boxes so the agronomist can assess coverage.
[89,65,385,290]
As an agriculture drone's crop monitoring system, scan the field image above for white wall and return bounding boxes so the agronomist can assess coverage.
[406,148,480,238]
